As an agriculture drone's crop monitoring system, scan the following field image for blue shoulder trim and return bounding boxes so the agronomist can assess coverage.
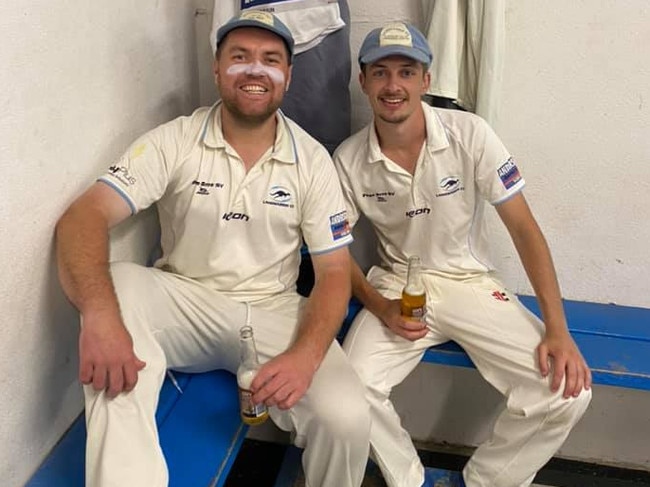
[97,178,137,215]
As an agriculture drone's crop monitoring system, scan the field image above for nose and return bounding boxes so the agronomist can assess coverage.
[383,71,401,91]
[246,61,265,77]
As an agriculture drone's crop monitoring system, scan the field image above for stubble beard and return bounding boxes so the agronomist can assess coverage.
[221,96,281,127]
[378,112,410,125]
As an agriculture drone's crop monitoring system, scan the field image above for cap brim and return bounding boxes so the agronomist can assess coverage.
[217,20,294,56]
[359,46,430,66]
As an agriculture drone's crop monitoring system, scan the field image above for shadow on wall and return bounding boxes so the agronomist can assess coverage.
[25,244,84,459]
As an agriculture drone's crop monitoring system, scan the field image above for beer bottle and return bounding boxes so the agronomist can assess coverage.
[237,326,269,425]
[401,255,426,320]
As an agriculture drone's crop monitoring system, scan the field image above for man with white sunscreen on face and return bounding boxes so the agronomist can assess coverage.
[211,0,352,154]
[333,22,592,487]
[55,10,369,487]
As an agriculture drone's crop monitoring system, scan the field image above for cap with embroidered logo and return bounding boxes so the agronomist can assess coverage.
[216,10,295,59]
[358,22,432,67]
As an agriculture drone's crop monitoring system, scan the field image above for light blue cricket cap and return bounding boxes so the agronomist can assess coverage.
[358,22,433,67]
[216,10,295,59]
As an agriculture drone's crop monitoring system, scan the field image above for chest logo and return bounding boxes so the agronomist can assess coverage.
[405,207,431,218]
[222,212,250,222]
[263,185,294,208]
[436,176,464,197]
[361,191,395,203]
[192,180,224,196]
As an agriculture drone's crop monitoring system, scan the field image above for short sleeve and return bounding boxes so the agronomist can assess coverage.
[300,149,353,254]
[97,121,181,214]
[332,148,361,228]
[474,118,526,205]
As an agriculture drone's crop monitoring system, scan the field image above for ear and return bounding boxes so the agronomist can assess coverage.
[285,65,293,92]
[213,57,220,82]
[359,70,368,95]
[421,71,431,95]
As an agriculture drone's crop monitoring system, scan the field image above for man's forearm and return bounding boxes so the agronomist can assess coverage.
[290,258,351,369]
[56,204,119,317]
[498,194,568,335]
[350,259,387,318]
[511,224,568,334]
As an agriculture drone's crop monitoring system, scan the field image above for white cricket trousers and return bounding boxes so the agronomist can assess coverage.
[83,262,370,487]
[343,267,592,487]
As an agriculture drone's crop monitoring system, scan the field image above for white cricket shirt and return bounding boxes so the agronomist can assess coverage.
[100,103,352,302]
[333,102,524,278]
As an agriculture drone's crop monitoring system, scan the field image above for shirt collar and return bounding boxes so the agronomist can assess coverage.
[365,101,450,163]
[422,101,450,154]
[202,102,297,164]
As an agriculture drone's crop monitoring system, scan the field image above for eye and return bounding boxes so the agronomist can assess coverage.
[371,70,385,78]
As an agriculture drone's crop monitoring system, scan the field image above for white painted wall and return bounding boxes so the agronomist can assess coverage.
[0,1,202,485]
[492,1,650,308]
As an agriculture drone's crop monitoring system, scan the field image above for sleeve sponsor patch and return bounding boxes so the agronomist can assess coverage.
[329,210,351,241]
[497,157,522,190]
[107,164,137,186]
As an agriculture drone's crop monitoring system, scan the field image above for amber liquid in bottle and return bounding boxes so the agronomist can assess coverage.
[400,256,426,320]
[237,326,269,425]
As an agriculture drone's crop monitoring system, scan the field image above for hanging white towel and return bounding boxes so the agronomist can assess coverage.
[422,0,505,125]
[210,0,344,55]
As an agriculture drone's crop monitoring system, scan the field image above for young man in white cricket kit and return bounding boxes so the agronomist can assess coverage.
[56,11,370,487]
[333,22,593,487]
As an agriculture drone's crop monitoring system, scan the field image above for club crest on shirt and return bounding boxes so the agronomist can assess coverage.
[263,185,294,208]
[436,176,464,197]
[329,211,351,241]
[497,157,522,190]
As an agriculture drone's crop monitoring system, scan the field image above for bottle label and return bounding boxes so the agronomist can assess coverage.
[239,387,267,418]
[410,306,426,319]
[401,291,427,321]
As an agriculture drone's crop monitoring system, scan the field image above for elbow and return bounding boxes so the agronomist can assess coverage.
[54,207,73,244]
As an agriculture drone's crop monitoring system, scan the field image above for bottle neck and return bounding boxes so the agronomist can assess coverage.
[239,327,260,366]
[404,257,424,295]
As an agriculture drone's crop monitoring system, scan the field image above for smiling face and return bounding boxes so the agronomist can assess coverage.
[360,55,430,125]
[214,27,291,125]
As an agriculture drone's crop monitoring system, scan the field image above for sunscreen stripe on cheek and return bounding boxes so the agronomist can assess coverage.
[226,61,285,85]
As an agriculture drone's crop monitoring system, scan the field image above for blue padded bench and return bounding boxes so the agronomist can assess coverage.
[27,370,247,487]
[27,293,650,486]
[343,295,650,390]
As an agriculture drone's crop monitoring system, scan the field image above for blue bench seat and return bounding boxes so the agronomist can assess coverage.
[27,370,247,487]
[28,294,650,486]
[422,296,650,391]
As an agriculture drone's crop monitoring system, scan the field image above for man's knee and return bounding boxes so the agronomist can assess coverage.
[555,387,592,425]
[310,385,370,444]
